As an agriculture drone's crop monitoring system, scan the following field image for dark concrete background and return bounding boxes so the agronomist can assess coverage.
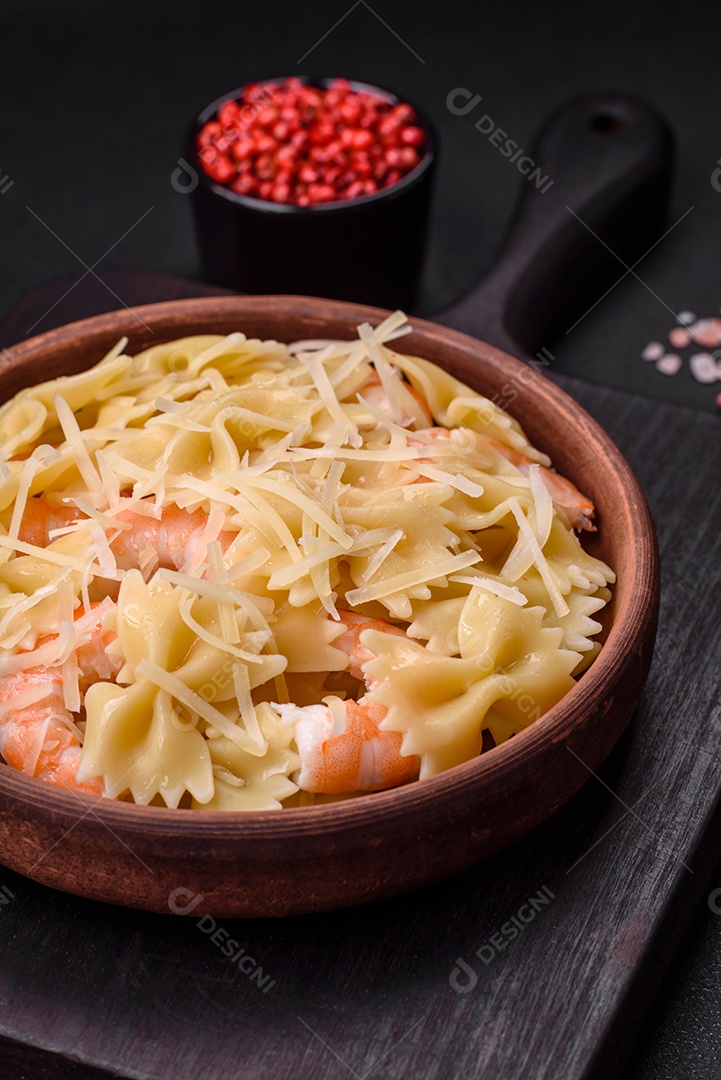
[1,1,721,1075]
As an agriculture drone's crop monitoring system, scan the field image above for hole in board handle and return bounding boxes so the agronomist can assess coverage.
[590,112,625,134]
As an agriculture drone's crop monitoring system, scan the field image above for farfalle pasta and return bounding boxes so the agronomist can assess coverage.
[0,313,614,808]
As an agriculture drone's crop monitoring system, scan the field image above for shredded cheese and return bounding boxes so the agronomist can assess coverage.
[177,591,265,664]
[155,568,273,636]
[0,622,75,676]
[268,527,397,590]
[529,464,553,548]
[233,473,353,551]
[328,341,369,388]
[0,682,55,718]
[182,474,302,563]
[359,529,405,583]
[409,462,485,497]
[345,549,481,605]
[207,539,239,644]
[54,394,103,493]
[507,498,569,617]
[24,715,52,778]
[450,574,528,606]
[301,353,361,448]
[233,663,265,750]
[0,568,72,642]
[57,579,81,713]
[136,659,266,755]
[212,765,246,787]
[8,454,41,541]
[0,533,91,571]
[289,446,419,463]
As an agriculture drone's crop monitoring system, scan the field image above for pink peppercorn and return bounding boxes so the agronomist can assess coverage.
[196,78,426,206]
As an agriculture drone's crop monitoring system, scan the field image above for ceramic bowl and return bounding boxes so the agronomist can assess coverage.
[0,296,659,917]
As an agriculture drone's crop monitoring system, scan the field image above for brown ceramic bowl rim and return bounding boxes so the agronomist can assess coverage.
[189,75,437,214]
[0,296,655,839]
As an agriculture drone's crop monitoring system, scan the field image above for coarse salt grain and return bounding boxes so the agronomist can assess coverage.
[690,318,721,348]
[656,353,682,376]
[642,341,664,361]
[668,327,691,348]
[644,311,721,404]
[689,352,721,384]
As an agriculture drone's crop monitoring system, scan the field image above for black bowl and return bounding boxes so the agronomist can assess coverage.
[186,77,437,308]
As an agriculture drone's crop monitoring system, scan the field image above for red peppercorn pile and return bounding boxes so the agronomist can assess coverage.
[196,78,427,206]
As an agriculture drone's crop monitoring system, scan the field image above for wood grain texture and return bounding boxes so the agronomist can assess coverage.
[0,295,658,920]
[0,277,715,1080]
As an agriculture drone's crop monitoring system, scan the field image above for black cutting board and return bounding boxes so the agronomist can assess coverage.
[0,96,720,1079]
[0,271,719,1080]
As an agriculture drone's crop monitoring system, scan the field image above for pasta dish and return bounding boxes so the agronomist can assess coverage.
[0,313,614,809]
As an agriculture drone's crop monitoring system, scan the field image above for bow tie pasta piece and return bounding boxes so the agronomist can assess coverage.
[192,703,300,811]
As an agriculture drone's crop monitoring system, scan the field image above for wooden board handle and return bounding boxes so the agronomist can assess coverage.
[436,93,673,359]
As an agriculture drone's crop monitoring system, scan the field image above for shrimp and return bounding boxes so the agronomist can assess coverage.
[276,610,419,794]
[409,428,595,531]
[0,606,121,795]
[357,372,432,428]
[18,497,234,571]
[18,497,81,548]
[110,504,233,572]
[485,437,595,531]
[408,426,467,462]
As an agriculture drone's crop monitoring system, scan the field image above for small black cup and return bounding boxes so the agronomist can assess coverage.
[187,77,437,309]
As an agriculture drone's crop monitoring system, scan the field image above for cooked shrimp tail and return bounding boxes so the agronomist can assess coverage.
[0,605,121,795]
[276,610,419,794]
[18,497,235,570]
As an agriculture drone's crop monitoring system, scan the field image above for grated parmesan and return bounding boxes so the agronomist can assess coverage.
[360,528,405,583]
[178,591,265,665]
[8,454,41,542]
[0,622,75,676]
[528,464,553,548]
[345,549,481,606]
[0,682,55,718]
[507,498,569,617]
[301,353,362,448]
[57,579,81,713]
[232,663,265,750]
[207,538,239,644]
[409,462,485,498]
[450,574,528,606]
[136,658,266,755]
[54,394,103,493]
